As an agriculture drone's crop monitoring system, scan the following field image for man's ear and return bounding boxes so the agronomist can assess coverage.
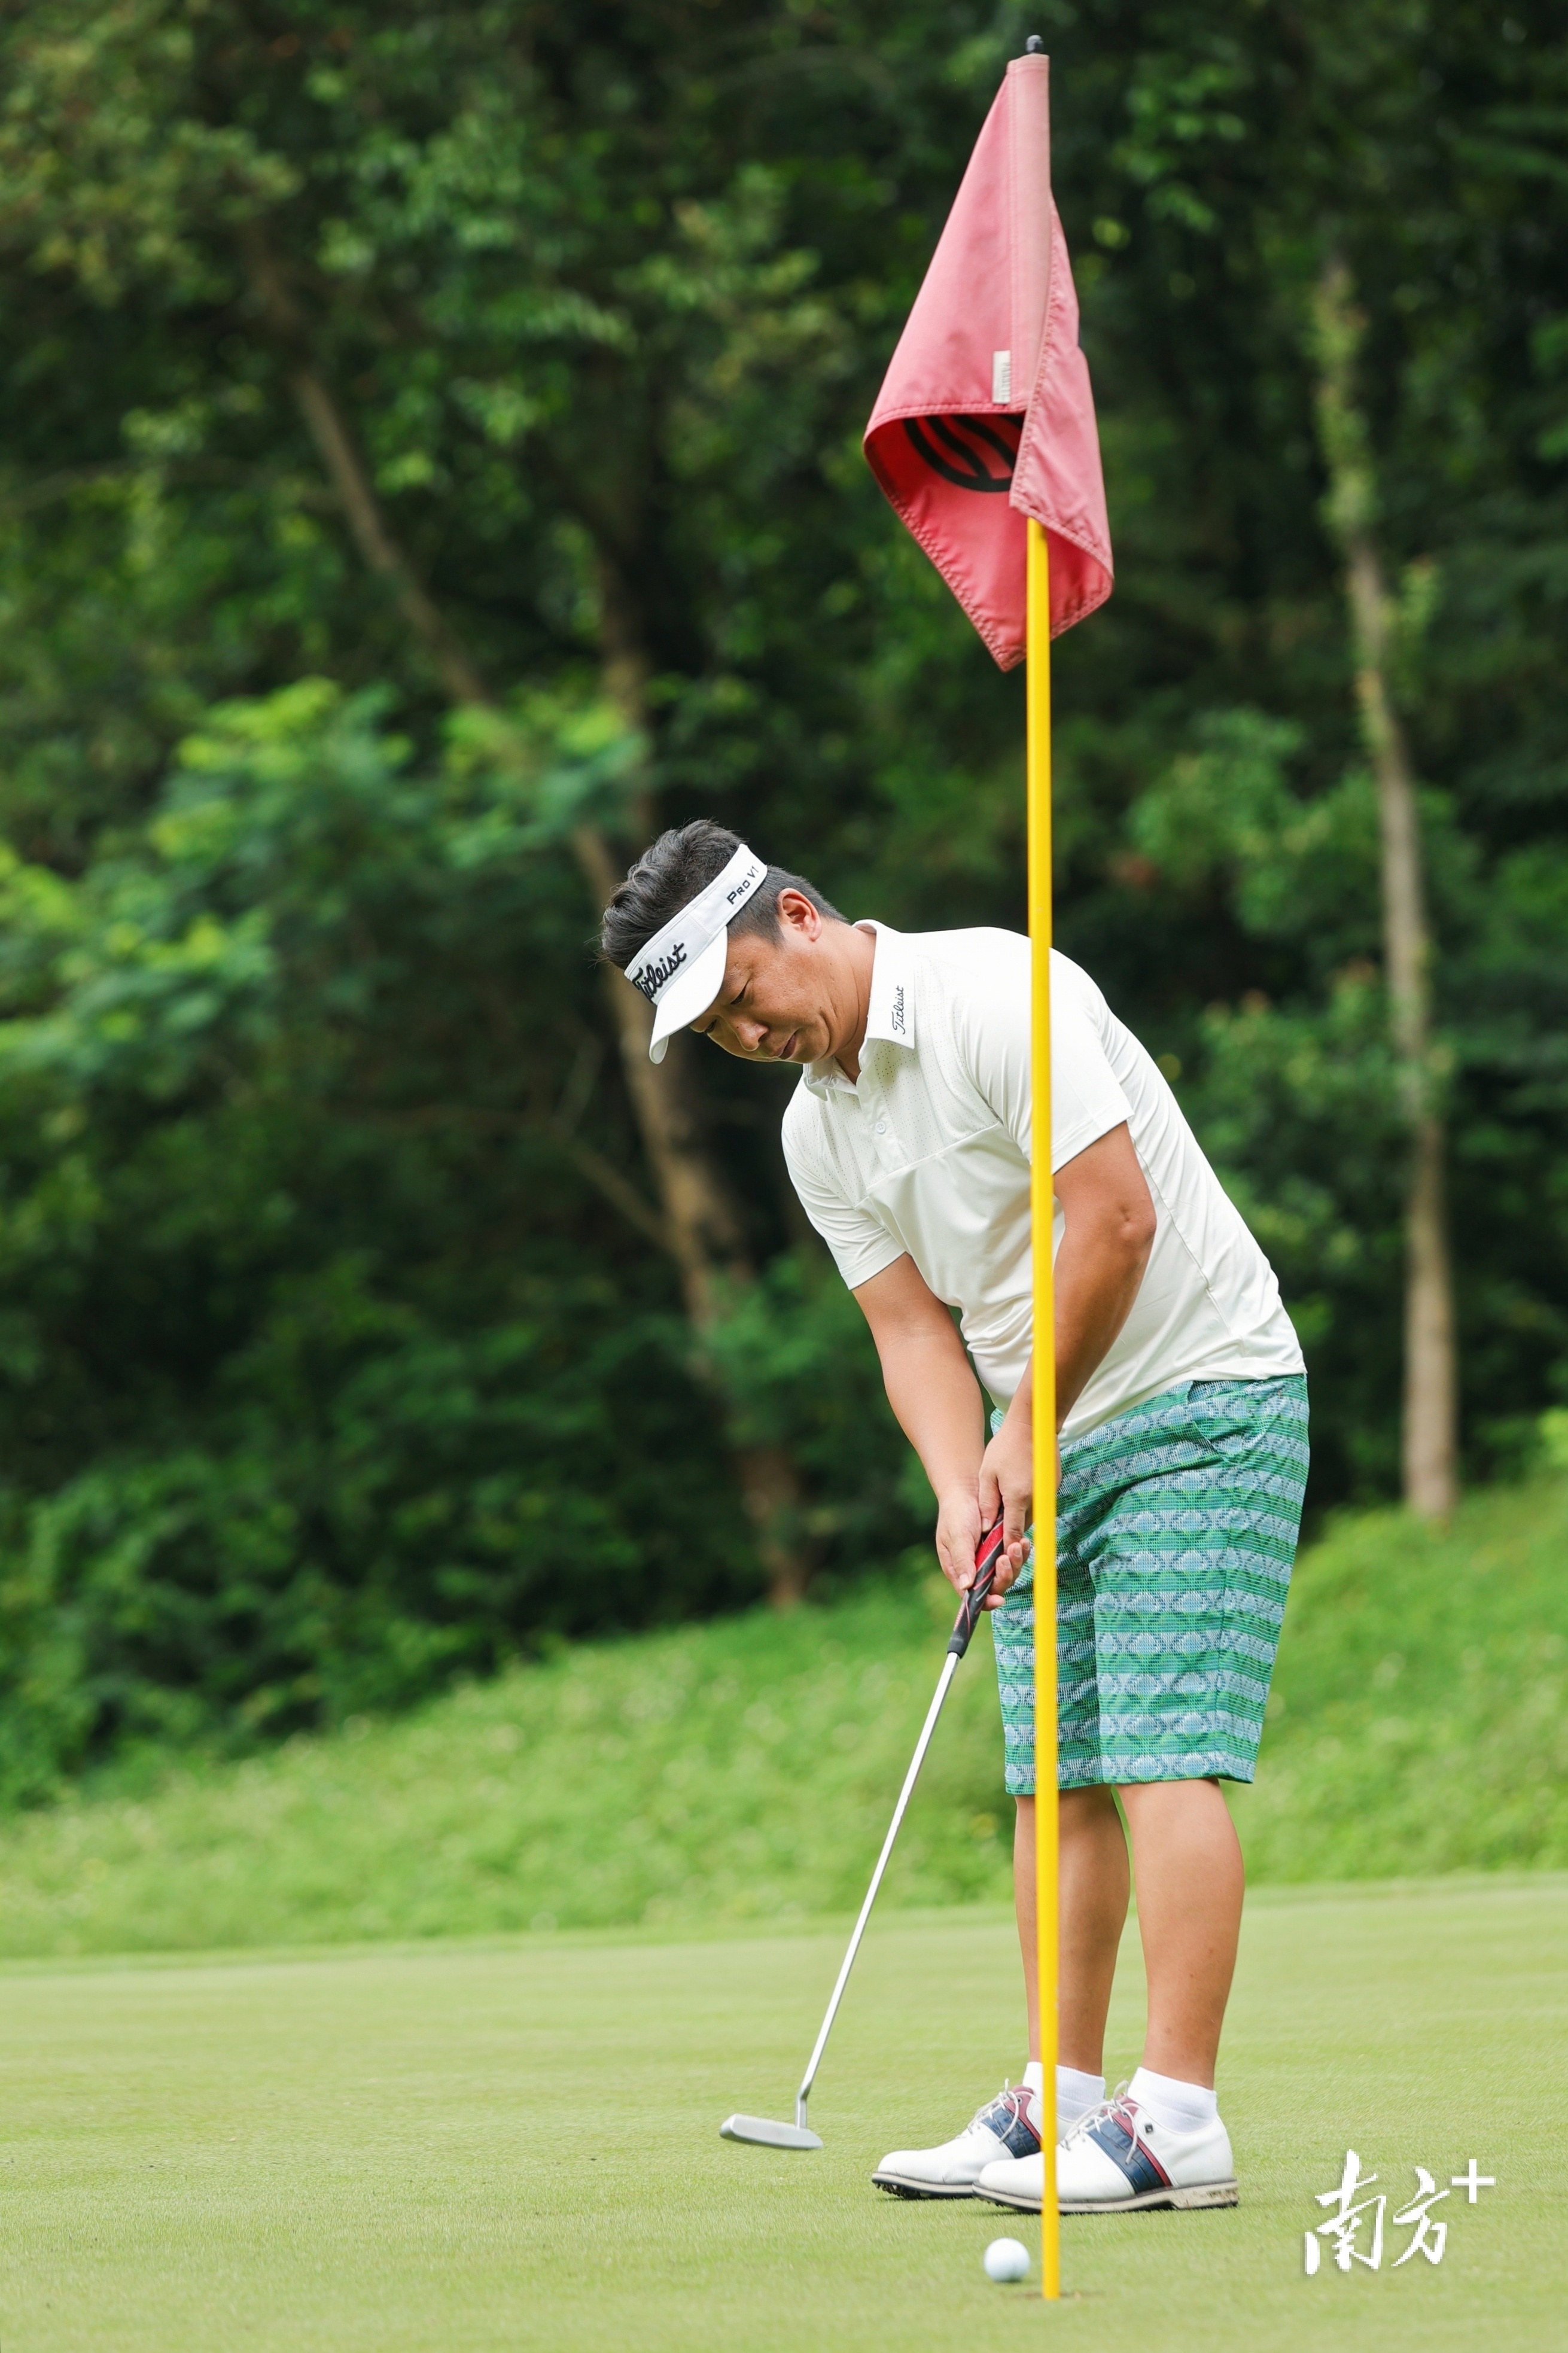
[775,888,822,940]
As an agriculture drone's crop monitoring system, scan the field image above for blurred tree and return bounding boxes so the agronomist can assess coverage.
[0,0,1563,1778]
[1312,255,1457,1518]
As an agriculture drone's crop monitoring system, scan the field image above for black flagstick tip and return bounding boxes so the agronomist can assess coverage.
[1025,34,1045,52]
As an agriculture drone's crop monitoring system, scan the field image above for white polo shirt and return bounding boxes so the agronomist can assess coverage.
[781,924,1302,1439]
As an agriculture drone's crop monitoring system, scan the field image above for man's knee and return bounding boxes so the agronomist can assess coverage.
[1117,1775,1228,1818]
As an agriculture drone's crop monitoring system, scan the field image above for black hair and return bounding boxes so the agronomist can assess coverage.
[599,820,845,970]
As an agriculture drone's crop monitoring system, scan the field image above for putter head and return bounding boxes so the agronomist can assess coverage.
[719,2112,823,2151]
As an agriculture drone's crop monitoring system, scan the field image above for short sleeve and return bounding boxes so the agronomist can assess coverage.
[954,942,1131,1170]
[781,1106,906,1293]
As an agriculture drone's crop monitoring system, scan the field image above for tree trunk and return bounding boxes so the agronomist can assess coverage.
[580,554,812,1605]
[1313,258,1459,1517]
[244,232,812,1596]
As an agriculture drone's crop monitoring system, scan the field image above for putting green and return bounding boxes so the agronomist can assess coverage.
[2,1879,1561,2351]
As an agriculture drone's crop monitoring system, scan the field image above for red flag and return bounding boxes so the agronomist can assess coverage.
[863,53,1112,665]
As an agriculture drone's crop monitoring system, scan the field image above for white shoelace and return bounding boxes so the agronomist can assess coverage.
[1062,2080,1134,2148]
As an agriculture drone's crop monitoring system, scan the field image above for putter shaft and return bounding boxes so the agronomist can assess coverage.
[793,1544,1002,2130]
[794,1647,961,2126]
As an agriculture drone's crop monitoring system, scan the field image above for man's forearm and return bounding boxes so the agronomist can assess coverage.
[984,1127,1156,1545]
[998,1241,1146,1466]
[881,1331,986,1503]
[854,1253,994,1593]
[1052,1225,1149,1425]
[854,1254,987,1502]
[1048,1123,1158,1425]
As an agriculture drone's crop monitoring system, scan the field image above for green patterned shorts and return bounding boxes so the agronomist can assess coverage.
[991,1375,1309,1794]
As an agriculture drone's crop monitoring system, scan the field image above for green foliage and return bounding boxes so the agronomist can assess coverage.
[1238,1465,1568,1879]
[0,684,768,1797]
[0,1575,1013,1955]
[4,1471,1566,1953]
[0,1,1564,1764]
[1126,711,1384,965]
[704,1249,915,1572]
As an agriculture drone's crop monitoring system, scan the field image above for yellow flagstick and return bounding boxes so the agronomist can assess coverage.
[1026,517,1061,2302]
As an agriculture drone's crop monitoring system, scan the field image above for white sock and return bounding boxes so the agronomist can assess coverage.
[1128,2065,1218,2134]
[1057,2063,1105,2134]
[1039,2062,1104,2138]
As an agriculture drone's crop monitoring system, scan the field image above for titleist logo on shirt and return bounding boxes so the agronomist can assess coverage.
[632,939,687,1002]
[891,984,906,1036]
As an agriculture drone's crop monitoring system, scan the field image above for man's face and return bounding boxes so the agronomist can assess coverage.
[692,891,855,1067]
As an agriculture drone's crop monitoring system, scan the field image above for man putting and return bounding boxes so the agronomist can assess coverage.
[601,821,1308,2216]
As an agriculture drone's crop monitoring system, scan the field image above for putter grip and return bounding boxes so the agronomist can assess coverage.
[947,1521,1005,1658]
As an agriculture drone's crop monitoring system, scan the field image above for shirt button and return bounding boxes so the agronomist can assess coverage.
[875,1121,888,1135]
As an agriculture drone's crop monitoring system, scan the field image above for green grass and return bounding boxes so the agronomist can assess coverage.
[5,1479,1565,2346]
[0,1576,1014,1957]
[2,1880,1563,2351]
[1,1474,1565,1958]
[1234,1471,1568,1876]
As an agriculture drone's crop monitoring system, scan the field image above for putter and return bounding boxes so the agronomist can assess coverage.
[720,1515,1009,2150]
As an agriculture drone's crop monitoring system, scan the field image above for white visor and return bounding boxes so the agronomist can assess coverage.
[624,844,768,1062]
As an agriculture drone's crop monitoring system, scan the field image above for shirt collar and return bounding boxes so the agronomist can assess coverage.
[802,921,915,1095]
[862,921,916,1051]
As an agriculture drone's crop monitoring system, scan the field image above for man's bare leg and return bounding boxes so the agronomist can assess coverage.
[983,1782,1241,2208]
[1015,1788,1131,2068]
[1118,1778,1244,2088]
[1016,1782,1241,2082]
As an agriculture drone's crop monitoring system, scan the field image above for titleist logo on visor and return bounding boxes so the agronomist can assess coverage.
[625,845,767,1009]
[631,940,686,1003]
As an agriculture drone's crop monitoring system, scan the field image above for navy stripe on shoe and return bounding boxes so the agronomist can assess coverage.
[975,2087,1040,2161]
[1085,2104,1172,2197]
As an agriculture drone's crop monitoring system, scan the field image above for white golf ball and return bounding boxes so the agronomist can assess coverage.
[984,2236,1031,2284]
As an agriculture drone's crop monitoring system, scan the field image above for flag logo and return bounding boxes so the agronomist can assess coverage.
[902,415,1020,493]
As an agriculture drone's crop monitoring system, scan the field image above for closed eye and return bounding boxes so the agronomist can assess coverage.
[695,981,747,1038]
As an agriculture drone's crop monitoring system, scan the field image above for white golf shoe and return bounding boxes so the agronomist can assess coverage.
[976,2090,1239,2214]
[872,2083,1040,2200]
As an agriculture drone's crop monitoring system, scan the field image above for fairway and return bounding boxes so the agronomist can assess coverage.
[2,1878,1561,2352]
